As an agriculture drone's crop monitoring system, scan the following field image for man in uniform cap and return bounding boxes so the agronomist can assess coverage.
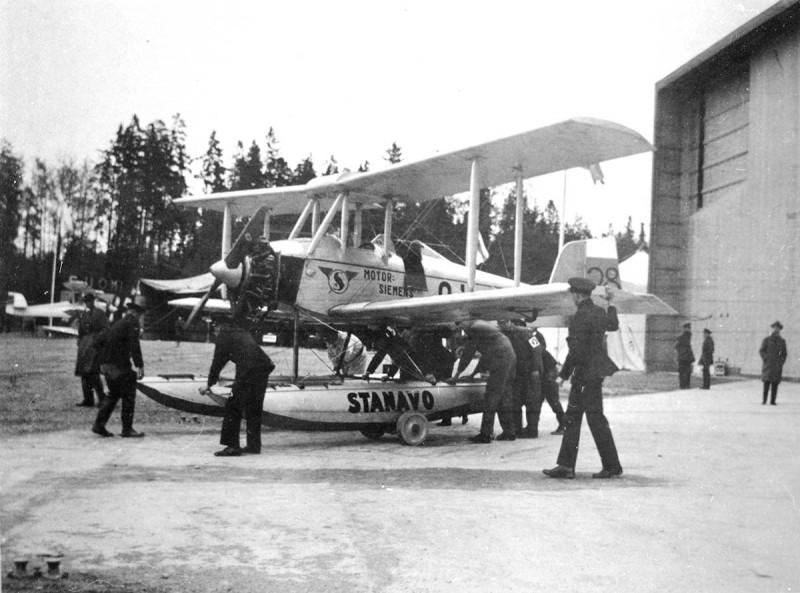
[543,277,622,479]
[698,329,715,389]
[92,302,146,438]
[74,292,109,407]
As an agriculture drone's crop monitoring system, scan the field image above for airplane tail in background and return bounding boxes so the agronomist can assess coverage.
[549,237,621,289]
[549,237,678,317]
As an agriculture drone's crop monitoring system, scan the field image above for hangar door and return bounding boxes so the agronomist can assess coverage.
[698,66,749,209]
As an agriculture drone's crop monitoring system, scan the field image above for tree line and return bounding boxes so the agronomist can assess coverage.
[0,114,647,330]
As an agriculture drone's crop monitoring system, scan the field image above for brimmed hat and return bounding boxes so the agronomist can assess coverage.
[567,277,596,295]
[771,321,783,330]
[82,292,95,301]
[703,328,712,334]
[682,322,692,328]
[125,302,146,313]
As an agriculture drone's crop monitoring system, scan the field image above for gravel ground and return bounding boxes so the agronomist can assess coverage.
[4,334,794,593]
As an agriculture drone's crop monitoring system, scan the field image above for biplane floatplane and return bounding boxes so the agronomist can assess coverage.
[137,117,676,445]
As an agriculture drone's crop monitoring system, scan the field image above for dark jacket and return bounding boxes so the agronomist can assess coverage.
[699,336,715,366]
[98,314,143,373]
[208,326,275,387]
[559,300,619,382]
[456,320,516,377]
[75,307,110,375]
[675,330,695,364]
[502,325,537,374]
[408,331,455,381]
[760,333,788,383]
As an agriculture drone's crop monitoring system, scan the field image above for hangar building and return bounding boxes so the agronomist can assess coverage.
[648,0,799,379]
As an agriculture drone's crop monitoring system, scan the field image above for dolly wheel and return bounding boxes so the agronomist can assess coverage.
[396,411,429,446]
[360,425,386,440]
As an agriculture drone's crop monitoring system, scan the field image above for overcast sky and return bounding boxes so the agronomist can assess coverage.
[0,0,779,235]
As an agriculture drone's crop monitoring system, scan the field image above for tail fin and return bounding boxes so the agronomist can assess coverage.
[549,237,621,289]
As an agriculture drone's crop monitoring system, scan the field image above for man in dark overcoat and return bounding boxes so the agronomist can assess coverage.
[201,318,275,456]
[675,322,695,389]
[699,328,715,390]
[760,321,788,405]
[543,277,621,479]
[92,302,146,438]
[74,292,109,407]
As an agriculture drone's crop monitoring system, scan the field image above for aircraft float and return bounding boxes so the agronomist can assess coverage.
[136,117,677,445]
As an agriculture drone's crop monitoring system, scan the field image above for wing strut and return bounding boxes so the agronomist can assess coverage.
[340,194,349,255]
[383,199,394,260]
[514,167,524,286]
[307,193,345,256]
[289,199,314,239]
[466,159,481,292]
[221,204,232,299]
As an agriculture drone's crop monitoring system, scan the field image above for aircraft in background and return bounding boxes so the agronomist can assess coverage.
[5,281,117,337]
[137,117,677,445]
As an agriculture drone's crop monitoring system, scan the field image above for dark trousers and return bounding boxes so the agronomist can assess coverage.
[512,371,539,434]
[763,382,779,404]
[556,378,621,471]
[479,360,516,437]
[701,364,711,389]
[81,373,106,405]
[533,378,565,430]
[95,370,137,432]
[678,362,693,389]
[220,378,268,451]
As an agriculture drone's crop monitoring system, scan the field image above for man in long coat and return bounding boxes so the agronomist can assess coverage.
[74,292,109,407]
[92,302,146,438]
[760,321,788,405]
[698,328,715,390]
[675,322,695,389]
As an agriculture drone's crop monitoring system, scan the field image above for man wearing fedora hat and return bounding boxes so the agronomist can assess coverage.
[759,321,788,405]
[92,301,146,438]
[74,292,109,407]
[543,277,622,479]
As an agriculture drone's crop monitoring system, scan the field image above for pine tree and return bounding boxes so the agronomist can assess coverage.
[264,128,293,187]
[0,142,24,330]
[384,142,402,164]
[200,131,227,193]
[323,156,339,176]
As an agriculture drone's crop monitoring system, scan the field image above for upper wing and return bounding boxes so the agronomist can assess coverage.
[327,283,677,327]
[176,117,652,218]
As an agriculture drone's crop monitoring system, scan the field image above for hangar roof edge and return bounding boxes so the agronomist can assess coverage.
[656,0,800,91]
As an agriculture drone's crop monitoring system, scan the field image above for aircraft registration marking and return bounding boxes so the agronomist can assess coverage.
[347,390,435,413]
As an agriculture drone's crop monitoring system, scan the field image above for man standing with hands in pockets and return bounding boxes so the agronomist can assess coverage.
[543,278,622,480]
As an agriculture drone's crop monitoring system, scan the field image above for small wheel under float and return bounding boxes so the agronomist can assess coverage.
[396,411,429,446]
[360,425,387,441]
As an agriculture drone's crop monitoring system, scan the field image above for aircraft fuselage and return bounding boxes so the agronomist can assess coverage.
[270,236,517,322]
